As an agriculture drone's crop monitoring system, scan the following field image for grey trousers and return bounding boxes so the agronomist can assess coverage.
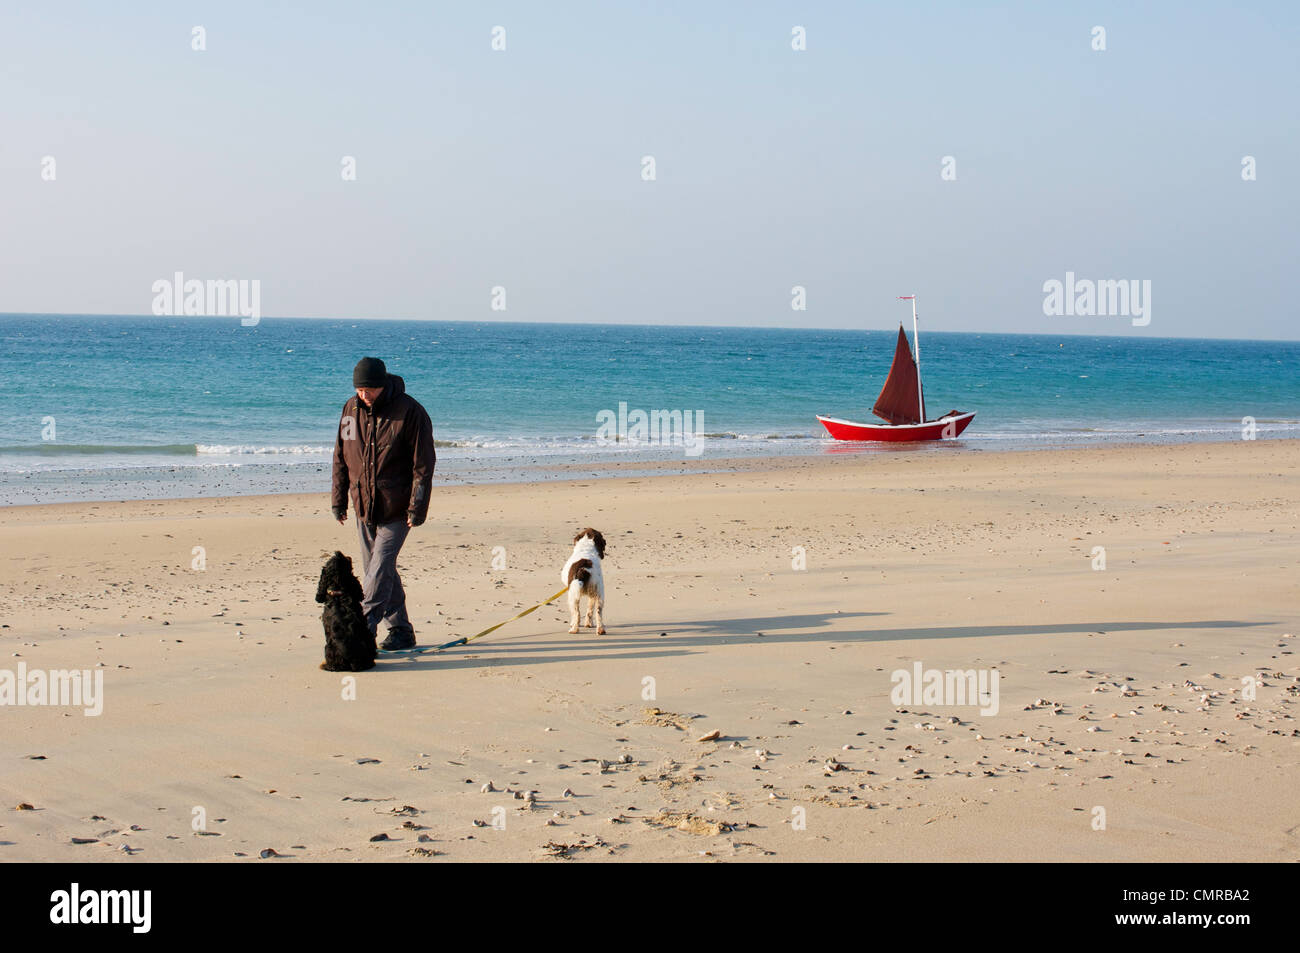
[356,518,413,637]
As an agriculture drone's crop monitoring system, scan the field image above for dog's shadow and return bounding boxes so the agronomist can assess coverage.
[371,610,882,671]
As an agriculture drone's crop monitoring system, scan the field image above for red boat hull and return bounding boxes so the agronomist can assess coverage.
[816,411,975,442]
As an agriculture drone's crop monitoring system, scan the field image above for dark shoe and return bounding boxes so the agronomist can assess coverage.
[380,630,416,651]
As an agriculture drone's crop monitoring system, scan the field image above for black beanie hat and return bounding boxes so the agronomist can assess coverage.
[353,357,388,388]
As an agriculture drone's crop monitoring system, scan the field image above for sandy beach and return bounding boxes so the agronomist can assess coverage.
[1,440,1296,862]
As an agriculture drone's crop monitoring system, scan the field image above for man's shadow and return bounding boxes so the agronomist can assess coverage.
[377,613,1268,671]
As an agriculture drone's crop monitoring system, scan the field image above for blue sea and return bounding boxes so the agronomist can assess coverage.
[1,314,1296,505]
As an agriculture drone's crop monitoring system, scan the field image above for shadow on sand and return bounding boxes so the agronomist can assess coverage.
[374,612,1268,672]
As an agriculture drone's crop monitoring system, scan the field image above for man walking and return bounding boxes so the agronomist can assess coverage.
[331,357,436,651]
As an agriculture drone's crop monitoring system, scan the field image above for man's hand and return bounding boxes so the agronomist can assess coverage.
[333,507,347,526]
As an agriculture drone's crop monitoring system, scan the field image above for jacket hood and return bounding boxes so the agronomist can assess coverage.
[358,374,405,412]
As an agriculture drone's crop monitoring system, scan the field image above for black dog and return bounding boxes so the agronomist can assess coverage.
[315,551,377,672]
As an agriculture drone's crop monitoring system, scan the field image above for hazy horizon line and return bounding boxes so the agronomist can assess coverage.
[1,311,1297,345]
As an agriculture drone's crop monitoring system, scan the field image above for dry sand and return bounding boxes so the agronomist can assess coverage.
[1,440,1297,862]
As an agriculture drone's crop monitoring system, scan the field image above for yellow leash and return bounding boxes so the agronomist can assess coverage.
[393,586,570,654]
[458,587,570,647]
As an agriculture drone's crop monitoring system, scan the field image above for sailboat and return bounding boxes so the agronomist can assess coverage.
[817,296,975,442]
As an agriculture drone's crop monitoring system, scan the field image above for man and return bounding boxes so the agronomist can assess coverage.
[331,357,436,651]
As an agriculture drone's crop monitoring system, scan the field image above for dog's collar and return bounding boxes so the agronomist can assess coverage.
[326,588,347,597]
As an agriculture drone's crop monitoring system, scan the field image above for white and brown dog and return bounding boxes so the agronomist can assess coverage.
[560,527,606,635]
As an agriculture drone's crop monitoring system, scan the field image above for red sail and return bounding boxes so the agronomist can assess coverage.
[871,325,922,424]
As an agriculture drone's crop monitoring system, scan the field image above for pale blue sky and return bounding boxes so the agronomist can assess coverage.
[2,1,1296,338]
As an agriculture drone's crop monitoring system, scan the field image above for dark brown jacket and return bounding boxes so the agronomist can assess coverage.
[331,375,436,527]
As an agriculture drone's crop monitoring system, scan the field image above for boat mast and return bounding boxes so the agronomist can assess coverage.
[898,295,925,423]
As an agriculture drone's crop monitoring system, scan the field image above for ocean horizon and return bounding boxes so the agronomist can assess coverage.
[1,313,1296,505]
